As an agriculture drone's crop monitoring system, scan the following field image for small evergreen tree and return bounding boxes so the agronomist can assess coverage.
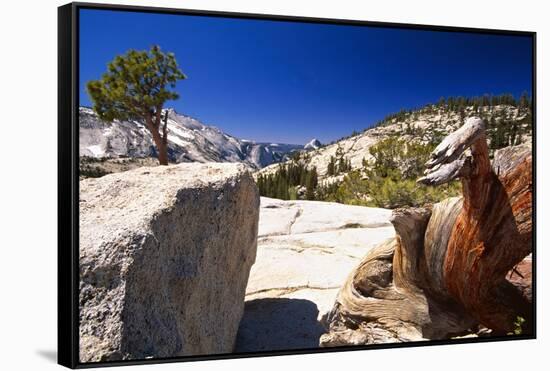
[327,156,336,176]
[87,45,186,165]
[305,167,318,200]
[338,156,347,173]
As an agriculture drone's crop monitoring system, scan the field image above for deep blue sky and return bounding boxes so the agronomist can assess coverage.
[79,9,533,144]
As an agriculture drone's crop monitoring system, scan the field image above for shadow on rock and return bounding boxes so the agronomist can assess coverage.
[234,297,326,353]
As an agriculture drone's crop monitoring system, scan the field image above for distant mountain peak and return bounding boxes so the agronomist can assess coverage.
[304,138,322,150]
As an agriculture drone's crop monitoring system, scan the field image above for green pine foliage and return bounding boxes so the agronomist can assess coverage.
[87,45,185,122]
[258,137,461,209]
[320,168,461,209]
[327,156,336,176]
[326,146,352,176]
[337,156,352,173]
[86,45,186,164]
[256,93,532,208]
[322,93,532,147]
[372,93,532,129]
[317,137,462,208]
[256,153,319,201]
[486,114,531,152]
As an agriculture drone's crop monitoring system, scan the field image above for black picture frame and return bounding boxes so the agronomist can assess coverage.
[58,2,537,369]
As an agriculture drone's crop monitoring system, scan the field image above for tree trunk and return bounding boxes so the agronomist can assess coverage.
[155,138,169,166]
[145,111,169,166]
[321,118,533,346]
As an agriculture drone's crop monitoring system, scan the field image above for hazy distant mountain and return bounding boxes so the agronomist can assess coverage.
[79,107,303,169]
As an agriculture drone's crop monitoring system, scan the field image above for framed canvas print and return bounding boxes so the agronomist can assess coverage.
[58,2,536,368]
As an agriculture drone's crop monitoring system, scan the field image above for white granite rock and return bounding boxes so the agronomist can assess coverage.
[236,197,394,352]
[79,163,259,362]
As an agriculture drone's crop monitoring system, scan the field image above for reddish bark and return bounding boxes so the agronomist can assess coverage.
[145,111,169,166]
[444,136,532,334]
[321,118,533,346]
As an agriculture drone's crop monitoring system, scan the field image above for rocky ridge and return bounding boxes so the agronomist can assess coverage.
[257,104,532,183]
[79,106,303,169]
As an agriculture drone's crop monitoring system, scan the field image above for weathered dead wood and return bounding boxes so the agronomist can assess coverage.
[321,206,476,346]
[443,141,532,334]
[321,117,533,346]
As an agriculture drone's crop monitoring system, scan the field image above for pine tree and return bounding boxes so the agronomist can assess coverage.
[305,167,318,200]
[338,156,347,174]
[86,45,186,165]
[327,156,336,176]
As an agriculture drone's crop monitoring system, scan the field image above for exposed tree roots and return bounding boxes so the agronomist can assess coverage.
[321,118,533,346]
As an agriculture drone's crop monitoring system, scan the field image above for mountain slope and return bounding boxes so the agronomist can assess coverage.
[257,103,532,182]
[79,107,303,169]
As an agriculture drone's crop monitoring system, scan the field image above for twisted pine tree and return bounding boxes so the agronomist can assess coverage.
[86,45,186,165]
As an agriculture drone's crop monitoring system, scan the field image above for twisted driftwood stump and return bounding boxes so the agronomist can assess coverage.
[320,117,532,346]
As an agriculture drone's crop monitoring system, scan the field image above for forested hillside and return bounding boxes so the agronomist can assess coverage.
[255,94,532,208]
